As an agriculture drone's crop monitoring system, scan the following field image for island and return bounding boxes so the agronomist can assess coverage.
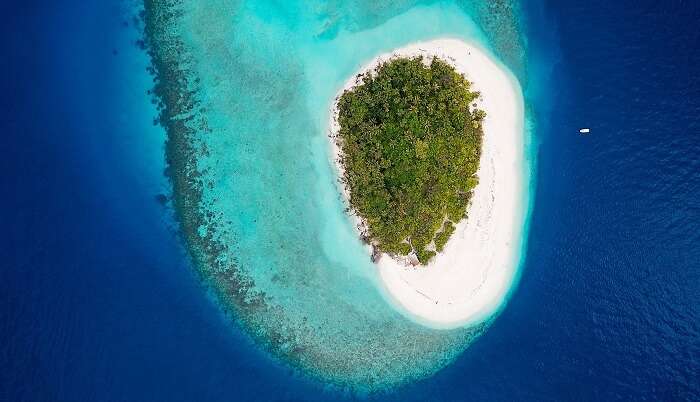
[335,55,485,265]
[329,39,526,328]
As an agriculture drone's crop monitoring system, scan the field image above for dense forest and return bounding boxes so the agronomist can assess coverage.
[336,56,485,264]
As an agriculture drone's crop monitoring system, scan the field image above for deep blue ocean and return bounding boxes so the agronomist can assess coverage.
[2,0,699,401]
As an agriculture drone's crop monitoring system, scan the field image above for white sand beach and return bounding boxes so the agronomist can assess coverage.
[328,38,526,329]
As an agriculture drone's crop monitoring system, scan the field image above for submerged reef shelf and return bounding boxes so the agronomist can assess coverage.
[141,0,529,391]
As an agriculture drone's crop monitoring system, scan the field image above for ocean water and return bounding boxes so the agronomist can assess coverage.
[2,0,699,401]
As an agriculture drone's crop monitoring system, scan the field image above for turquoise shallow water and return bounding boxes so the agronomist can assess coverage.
[144,0,532,389]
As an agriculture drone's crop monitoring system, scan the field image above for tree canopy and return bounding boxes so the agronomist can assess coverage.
[337,56,485,264]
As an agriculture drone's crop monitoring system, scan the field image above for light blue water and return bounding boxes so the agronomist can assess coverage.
[144,0,534,389]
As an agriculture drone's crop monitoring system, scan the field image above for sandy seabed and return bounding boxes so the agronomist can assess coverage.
[328,38,526,329]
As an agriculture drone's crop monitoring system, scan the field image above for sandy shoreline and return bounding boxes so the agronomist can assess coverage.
[328,38,526,329]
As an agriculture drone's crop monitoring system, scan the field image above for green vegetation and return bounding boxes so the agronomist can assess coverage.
[337,56,485,264]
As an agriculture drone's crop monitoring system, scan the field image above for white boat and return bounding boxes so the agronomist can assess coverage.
[579,128,590,134]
